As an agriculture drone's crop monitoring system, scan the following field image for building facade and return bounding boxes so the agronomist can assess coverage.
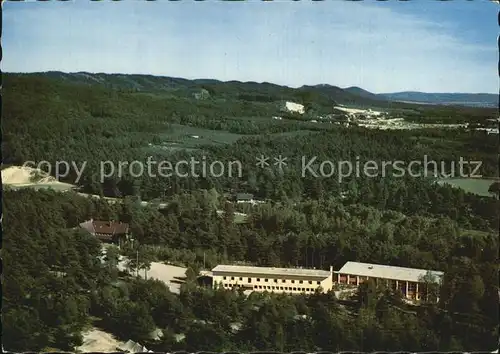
[334,261,444,301]
[211,265,334,294]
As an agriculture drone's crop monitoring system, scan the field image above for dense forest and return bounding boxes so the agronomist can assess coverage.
[2,73,499,352]
[3,189,499,352]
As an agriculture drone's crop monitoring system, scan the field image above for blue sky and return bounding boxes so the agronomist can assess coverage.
[2,0,498,93]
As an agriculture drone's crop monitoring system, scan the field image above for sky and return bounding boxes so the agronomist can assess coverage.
[2,0,498,93]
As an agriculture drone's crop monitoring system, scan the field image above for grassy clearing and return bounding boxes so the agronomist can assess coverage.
[233,213,248,224]
[460,229,493,239]
[146,123,317,152]
[147,124,245,152]
[436,178,498,197]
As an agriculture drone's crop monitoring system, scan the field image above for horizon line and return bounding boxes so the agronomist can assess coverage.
[4,70,498,95]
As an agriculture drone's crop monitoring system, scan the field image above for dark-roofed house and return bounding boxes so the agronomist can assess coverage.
[79,219,130,247]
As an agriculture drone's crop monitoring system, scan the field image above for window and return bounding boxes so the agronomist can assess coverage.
[308,280,312,284]
[223,276,227,280]
[254,286,258,289]
[274,279,278,283]
[285,287,288,290]
[291,280,295,284]
[317,281,320,285]
[282,279,286,283]
[231,277,234,280]
[299,280,303,284]
[264,279,268,282]
[267,286,270,289]
[239,277,243,281]
[257,278,260,282]
[293,287,297,291]
[259,286,262,289]
[280,287,283,290]
[248,278,251,283]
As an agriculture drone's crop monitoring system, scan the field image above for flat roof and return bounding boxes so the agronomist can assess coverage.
[212,265,332,278]
[336,261,444,283]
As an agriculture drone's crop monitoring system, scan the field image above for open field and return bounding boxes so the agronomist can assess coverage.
[146,124,245,152]
[436,177,498,197]
[146,123,317,152]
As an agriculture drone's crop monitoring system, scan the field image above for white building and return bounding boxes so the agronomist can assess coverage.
[281,101,305,114]
[334,261,444,301]
[212,265,333,294]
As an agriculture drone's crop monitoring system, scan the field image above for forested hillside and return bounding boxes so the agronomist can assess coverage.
[2,73,499,352]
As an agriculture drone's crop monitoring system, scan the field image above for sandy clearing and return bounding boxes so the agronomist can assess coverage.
[117,257,187,294]
[77,328,126,353]
[2,166,53,184]
[2,166,75,191]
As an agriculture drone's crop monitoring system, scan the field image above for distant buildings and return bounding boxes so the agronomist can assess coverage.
[334,261,444,301]
[211,264,334,294]
[79,219,130,247]
[475,127,499,135]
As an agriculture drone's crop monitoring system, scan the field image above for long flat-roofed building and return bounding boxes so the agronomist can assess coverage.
[334,261,444,301]
[212,265,334,294]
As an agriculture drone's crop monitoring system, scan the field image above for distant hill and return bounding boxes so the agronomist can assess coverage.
[299,84,399,109]
[6,71,496,109]
[380,91,498,108]
[7,71,400,110]
[344,87,497,108]
[344,86,380,101]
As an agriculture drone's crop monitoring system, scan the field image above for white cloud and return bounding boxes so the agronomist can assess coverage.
[2,1,496,93]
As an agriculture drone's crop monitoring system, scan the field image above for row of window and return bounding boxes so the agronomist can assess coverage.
[223,283,319,292]
[221,276,321,285]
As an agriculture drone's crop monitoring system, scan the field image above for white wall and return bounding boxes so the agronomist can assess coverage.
[213,272,332,294]
[283,101,305,114]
